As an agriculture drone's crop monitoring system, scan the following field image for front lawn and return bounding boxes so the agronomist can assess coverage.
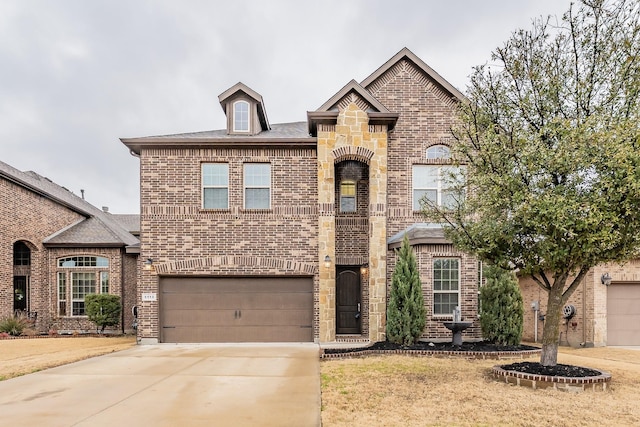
[321,347,640,426]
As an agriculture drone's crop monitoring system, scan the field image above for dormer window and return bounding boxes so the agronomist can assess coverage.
[233,100,249,132]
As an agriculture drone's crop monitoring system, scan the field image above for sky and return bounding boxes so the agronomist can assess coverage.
[0,0,573,214]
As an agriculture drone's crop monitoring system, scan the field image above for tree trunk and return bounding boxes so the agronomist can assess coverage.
[540,283,564,366]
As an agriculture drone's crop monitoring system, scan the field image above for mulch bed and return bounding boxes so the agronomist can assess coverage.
[324,340,538,354]
[500,361,602,377]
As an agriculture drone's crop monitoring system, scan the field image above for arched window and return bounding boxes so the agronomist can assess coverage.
[13,241,31,266]
[426,145,451,160]
[57,256,110,316]
[340,180,356,212]
[233,100,249,132]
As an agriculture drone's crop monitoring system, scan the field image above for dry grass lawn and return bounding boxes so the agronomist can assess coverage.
[321,346,640,427]
[0,336,136,380]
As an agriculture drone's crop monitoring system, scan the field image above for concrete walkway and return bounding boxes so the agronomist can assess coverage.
[0,343,321,427]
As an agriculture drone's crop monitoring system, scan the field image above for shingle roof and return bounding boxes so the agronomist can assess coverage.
[0,159,140,248]
[387,223,450,249]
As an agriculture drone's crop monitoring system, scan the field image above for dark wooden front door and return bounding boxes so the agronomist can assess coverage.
[13,276,27,312]
[336,267,361,334]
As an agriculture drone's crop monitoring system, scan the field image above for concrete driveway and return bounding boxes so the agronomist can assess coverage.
[0,343,321,427]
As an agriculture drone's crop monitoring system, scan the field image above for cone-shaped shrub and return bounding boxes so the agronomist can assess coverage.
[386,234,426,345]
[479,265,524,346]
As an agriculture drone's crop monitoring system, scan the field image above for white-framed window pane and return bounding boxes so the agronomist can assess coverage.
[100,272,109,294]
[413,166,438,188]
[204,188,229,209]
[433,258,460,315]
[234,101,249,132]
[245,188,270,209]
[58,272,67,316]
[244,163,270,209]
[426,145,451,159]
[413,189,437,210]
[71,272,96,316]
[202,163,228,186]
[202,163,229,209]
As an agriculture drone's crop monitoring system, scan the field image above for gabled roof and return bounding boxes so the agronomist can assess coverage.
[0,159,139,248]
[307,80,398,136]
[218,82,270,131]
[316,79,390,113]
[361,47,466,102]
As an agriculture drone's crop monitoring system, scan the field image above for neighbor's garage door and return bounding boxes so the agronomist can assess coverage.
[607,282,640,346]
[160,277,313,343]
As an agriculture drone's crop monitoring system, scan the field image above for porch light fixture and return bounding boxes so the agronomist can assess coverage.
[601,272,612,286]
[144,258,154,271]
[324,255,331,268]
[360,264,368,275]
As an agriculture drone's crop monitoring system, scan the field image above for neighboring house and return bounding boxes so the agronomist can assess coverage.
[122,47,483,344]
[0,160,140,334]
[520,262,640,347]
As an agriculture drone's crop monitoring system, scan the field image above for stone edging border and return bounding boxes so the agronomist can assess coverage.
[321,348,542,360]
[492,365,612,391]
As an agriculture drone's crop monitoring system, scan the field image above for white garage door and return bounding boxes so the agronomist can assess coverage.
[607,282,640,346]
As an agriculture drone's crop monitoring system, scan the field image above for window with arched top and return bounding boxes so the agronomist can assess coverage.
[426,145,451,160]
[340,180,356,212]
[233,100,249,132]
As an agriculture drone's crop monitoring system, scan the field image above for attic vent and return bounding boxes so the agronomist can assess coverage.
[102,206,109,213]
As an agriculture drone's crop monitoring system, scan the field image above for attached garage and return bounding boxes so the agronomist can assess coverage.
[160,277,314,343]
[607,282,640,346]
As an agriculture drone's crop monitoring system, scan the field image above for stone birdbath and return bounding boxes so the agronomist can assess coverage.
[442,306,472,346]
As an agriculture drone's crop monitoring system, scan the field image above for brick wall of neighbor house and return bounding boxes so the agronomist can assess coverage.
[122,253,138,334]
[0,177,84,328]
[47,247,127,333]
[364,58,482,340]
[137,147,319,342]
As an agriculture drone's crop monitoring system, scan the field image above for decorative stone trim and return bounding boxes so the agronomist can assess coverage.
[492,365,611,391]
[155,256,317,275]
[321,348,541,360]
[332,145,375,165]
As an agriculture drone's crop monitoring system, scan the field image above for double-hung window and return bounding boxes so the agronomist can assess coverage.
[412,165,464,210]
[202,163,229,209]
[244,163,271,209]
[340,180,356,212]
[433,258,460,316]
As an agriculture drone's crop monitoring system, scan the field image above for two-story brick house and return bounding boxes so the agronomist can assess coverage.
[0,160,139,334]
[122,48,483,344]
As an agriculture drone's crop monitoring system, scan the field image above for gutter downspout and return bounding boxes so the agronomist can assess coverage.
[121,249,126,334]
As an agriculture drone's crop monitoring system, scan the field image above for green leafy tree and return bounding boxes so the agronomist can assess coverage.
[85,294,121,334]
[387,234,426,345]
[479,266,524,346]
[421,0,640,366]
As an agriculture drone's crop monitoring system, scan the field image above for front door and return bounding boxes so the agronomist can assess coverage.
[336,267,361,334]
[13,276,27,312]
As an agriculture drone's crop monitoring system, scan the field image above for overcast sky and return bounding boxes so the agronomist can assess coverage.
[0,0,573,213]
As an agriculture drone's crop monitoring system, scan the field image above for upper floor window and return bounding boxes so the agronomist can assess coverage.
[233,100,249,132]
[58,256,109,267]
[244,163,271,209]
[340,180,356,212]
[13,241,31,266]
[202,163,229,209]
[426,144,451,160]
[412,165,465,211]
[433,258,460,316]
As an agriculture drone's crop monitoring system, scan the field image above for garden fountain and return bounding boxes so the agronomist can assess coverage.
[442,306,472,346]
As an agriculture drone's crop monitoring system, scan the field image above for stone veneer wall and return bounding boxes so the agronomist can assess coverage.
[317,103,388,343]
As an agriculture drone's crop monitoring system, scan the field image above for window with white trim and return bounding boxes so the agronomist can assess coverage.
[57,256,109,316]
[412,165,465,210]
[426,144,451,159]
[233,100,249,132]
[433,258,460,316]
[202,163,229,209]
[244,163,271,209]
[340,180,356,212]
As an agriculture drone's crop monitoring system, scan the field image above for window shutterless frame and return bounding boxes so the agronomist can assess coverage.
[243,163,271,209]
[433,258,460,316]
[233,100,250,132]
[202,163,229,209]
